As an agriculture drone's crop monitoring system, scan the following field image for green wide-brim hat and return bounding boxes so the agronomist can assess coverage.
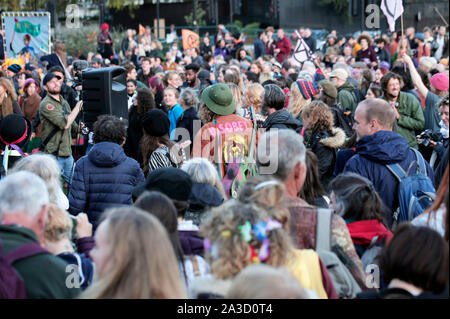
[201,83,236,116]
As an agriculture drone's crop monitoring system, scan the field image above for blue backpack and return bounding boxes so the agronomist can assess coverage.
[386,148,436,227]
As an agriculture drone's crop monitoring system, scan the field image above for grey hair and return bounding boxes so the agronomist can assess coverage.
[179,88,199,107]
[333,62,352,77]
[181,158,225,198]
[301,61,316,75]
[297,71,314,82]
[257,129,306,181]
[0,171,49,218]
[9,154,63,206]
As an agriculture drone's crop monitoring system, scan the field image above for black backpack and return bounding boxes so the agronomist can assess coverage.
[329,104,355,138]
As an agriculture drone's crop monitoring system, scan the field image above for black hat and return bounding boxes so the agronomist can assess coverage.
[0,114,32,148]
[132,167,193,201]
[142,109,170,136]
[42,73,61,86]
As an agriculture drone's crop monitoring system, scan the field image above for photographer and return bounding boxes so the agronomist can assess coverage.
[374,38,391,65]
[418,96,449,169]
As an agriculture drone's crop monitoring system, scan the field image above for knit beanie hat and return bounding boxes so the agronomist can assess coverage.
[296,80,321,100]
[142,109,170,137]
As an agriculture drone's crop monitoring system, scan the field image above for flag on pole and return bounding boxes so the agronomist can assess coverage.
[291,31,313,68]
[182,29,200,51]
[381,0,404,32]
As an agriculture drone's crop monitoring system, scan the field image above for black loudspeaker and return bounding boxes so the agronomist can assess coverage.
[81,67,128,129]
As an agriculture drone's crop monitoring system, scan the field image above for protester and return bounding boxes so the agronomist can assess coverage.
[0,77,23,120]
[141,109,184,175]
[173,88,200,149]
[357,224,449,299]
[344,98,434,227]
[80,207,186,298]
[328,68,358,114]
[68,115,144,230]
[298,150,330,208]
[97,23,114,60]
[0,171,80,298]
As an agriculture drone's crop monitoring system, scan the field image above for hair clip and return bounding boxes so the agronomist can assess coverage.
[253,221,267,241]
[250,246,260,263]
[266,218,283,231]
[203,238,211,251]
[258,238,271,262]
[221,230,231,239]
[238,221,252,242]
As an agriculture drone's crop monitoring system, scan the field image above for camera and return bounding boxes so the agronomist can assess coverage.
[418,129,442,147]
[71,60,90,89]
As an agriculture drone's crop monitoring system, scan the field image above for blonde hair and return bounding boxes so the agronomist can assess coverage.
[288,81,310,118]
[181,157,226,198]
[226,82,243,113]
[259,72,273,84]
[81,207,186,299]
[226,264,310,299]
[201,200,291,280]
[0,77,17,101]
[44,204,72,242]
[244,83,264,112]
[237,176,290,231]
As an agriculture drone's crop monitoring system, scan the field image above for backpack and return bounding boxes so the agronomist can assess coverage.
[386,148,436,227]
[0,239,48,299]
[316,209,362,299]
[215,108,258,199]
[329,104,355,138]
[359,236,384,270]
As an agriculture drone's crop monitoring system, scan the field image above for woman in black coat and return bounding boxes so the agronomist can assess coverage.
[123,87,155,166]
[302,100,346,189]
[174,88,199,154]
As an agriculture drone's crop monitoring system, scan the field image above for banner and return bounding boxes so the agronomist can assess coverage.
[182,29,200,51]
[1,12,51,62]
[380,0,404,32]
[291,31,313,68]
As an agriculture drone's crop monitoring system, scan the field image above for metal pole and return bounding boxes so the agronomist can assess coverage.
[229,0,233,25]
[157,0,160,39]
[194,0,198,34]
[35,0,38,11]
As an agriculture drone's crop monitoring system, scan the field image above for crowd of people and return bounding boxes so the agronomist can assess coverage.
[0,21,449,300]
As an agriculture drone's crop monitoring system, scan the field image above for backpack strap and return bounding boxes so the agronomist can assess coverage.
[316,208,333,251]
[247,107,257,161]
[213,119,224,181]
[367,236,379,249]
[3,242,48,265]
[385,163,407,182]
[412,148,427,176]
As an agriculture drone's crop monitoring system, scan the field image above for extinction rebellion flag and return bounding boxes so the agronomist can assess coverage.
[380,0,404,32]
[291,30,313,68]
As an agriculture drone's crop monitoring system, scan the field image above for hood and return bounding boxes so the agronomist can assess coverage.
[338,80,355,93]
[356,131,410,164]
[320,127,346,149]
[346,219,393,246]
[188,183,224,211]
[263,109,302,130]
[87,142,127,167]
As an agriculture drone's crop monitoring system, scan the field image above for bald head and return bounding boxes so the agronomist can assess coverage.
[359,98,396,130]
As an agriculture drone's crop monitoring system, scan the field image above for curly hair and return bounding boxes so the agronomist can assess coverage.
[198,103,219,124]
[237,176,290,231]
[380,72,404,96]
[243,83,264,112]
[135,87,156,116]
[357,33,372,46]
[93,115,127,145]
[302,100,334,132]
[201,200,291,280]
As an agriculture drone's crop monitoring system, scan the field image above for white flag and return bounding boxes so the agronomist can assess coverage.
[291,31,313,68]
[381,0,404,32]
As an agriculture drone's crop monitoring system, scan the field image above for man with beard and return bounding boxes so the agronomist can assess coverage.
[39,73,82,186]
[380,72,425,149]
[137,57,154,87]
[183,63,202,92]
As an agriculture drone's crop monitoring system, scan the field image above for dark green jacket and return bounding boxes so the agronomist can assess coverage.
[39,94,78,157]
[0,224,80,299]
[337,81,357,114]
[383,92,425,149]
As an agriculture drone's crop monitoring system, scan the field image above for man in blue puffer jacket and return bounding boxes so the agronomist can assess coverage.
[344,99,434,228]
[68,115,145,231]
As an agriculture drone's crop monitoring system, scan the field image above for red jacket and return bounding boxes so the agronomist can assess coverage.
[347,219,393,246]
[275,36,292,63]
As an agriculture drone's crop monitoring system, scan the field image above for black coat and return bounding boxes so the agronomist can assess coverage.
[123,107,144,165]
[175,107,199,150]
[262,109,302,132]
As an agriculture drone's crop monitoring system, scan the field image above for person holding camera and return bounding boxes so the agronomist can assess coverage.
[39,73,83,186]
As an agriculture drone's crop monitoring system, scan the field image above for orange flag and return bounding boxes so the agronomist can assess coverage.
[139,24,145,36]
[182,29,200,50]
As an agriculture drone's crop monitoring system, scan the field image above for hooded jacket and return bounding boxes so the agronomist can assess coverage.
[69,142,145,230]
[306,127,346,187]
[262,108,302,132]
[337,81,357,114]
[346,219,393,253]
[344,131,434,228]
